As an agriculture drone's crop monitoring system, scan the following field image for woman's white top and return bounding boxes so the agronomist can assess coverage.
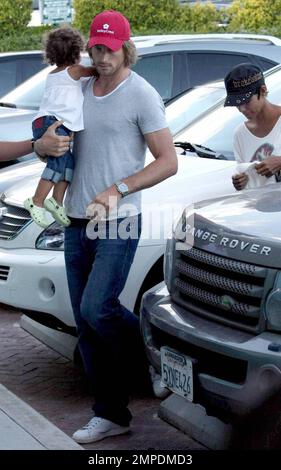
[233,117,281,188]
[35,67,85,131]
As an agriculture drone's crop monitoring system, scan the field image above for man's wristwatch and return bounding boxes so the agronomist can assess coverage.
[115,181,129,197]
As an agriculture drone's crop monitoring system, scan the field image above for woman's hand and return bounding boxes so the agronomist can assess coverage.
[232,172,249,191]
[255,156,281,177]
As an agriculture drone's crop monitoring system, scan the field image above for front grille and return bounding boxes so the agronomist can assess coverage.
[0,265,9,281]
[0,201,31,240]
[171,245,269,333]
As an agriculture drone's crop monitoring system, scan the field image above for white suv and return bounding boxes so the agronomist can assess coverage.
[0,71,242,357]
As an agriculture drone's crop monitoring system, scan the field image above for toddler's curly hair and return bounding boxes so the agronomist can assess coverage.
[44,27,84,67]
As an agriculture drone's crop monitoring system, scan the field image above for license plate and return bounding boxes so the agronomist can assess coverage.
[161,346,193,401]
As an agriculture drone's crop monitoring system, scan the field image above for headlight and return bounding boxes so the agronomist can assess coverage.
[36,222,65,251]
[266,288,281,331]
[164,236,175,293]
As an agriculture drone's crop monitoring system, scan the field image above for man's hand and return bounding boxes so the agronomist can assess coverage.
[255,156,281,177]
[232,172,249,191]
[34,120,72,158]
[86,185,121,220]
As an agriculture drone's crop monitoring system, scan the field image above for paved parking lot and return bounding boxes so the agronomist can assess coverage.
[0,305,205,451]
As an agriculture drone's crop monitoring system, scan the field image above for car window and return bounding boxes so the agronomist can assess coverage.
[0,60,18,96]
[188,53,251,87]
[21,58,45,83]
[132,54,173,101]
[256,57,277,71]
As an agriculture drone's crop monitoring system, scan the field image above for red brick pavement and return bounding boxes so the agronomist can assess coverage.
[0,306,204,451]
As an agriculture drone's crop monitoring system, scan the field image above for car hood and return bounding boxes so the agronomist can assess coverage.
[0,159,43,196]
[3,153,235,205]
[1,154,236,246]
[193,183,281,243]
[0,107,36,141]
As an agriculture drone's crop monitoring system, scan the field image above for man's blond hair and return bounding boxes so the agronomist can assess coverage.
[123,40,138,67]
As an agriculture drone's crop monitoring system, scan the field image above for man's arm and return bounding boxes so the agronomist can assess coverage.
[88,127,178,215]
[122,127,178,193]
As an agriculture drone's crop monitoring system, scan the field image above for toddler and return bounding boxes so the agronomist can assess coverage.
[24,27,95,228]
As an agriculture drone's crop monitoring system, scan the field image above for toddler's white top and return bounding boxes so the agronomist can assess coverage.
[35,67,86,131]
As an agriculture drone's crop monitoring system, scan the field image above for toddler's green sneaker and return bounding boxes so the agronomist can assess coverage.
[24,197,49,229]
[44,197,71,227]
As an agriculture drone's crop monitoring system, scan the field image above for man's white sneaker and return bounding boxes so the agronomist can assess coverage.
[72,416,130,444]
[149,366,170,399]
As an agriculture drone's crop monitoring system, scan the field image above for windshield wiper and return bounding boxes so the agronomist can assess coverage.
[174,141,227,160]
[0,102,16,108]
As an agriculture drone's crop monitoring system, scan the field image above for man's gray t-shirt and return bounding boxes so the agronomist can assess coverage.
[65,71,167,219]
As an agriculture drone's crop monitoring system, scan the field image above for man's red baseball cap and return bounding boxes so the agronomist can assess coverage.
[88,10,131,52]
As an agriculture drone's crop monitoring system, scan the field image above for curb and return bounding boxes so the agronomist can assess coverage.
[0,383,83,450]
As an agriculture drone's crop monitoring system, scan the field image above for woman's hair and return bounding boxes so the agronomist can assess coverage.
[44,27,85,67]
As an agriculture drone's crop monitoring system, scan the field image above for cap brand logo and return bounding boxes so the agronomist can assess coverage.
[232,72,262,88]
[97,24,114,35]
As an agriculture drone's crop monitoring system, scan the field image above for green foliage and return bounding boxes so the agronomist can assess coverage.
[2,0,281,52]
[0,26,52,52]
[227,0,281,33]
[0,0,32,35]
[73,0,225,36]
[73,0,182,35]
[180,1,220,33]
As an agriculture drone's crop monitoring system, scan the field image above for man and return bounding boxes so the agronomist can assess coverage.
[224,63,281,190]
[64,10,177,444]
[0,120,70,161]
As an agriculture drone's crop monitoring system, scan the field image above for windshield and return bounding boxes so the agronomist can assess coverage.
[177,65,281,159]
[0,56,91,110]
[166,84,225,135]
[0,66,52,110]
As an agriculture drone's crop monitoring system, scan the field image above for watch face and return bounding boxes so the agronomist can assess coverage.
[119,183,128,193]
[116,181,129,196]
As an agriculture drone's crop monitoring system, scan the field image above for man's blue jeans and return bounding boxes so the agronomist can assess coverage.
[64,214,142,426]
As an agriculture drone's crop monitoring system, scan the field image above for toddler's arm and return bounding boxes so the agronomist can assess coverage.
[68,64,97,80]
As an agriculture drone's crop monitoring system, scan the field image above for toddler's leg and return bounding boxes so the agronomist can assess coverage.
[52,181,68,205]
[33,179,54,207]
[44,181,71,227]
